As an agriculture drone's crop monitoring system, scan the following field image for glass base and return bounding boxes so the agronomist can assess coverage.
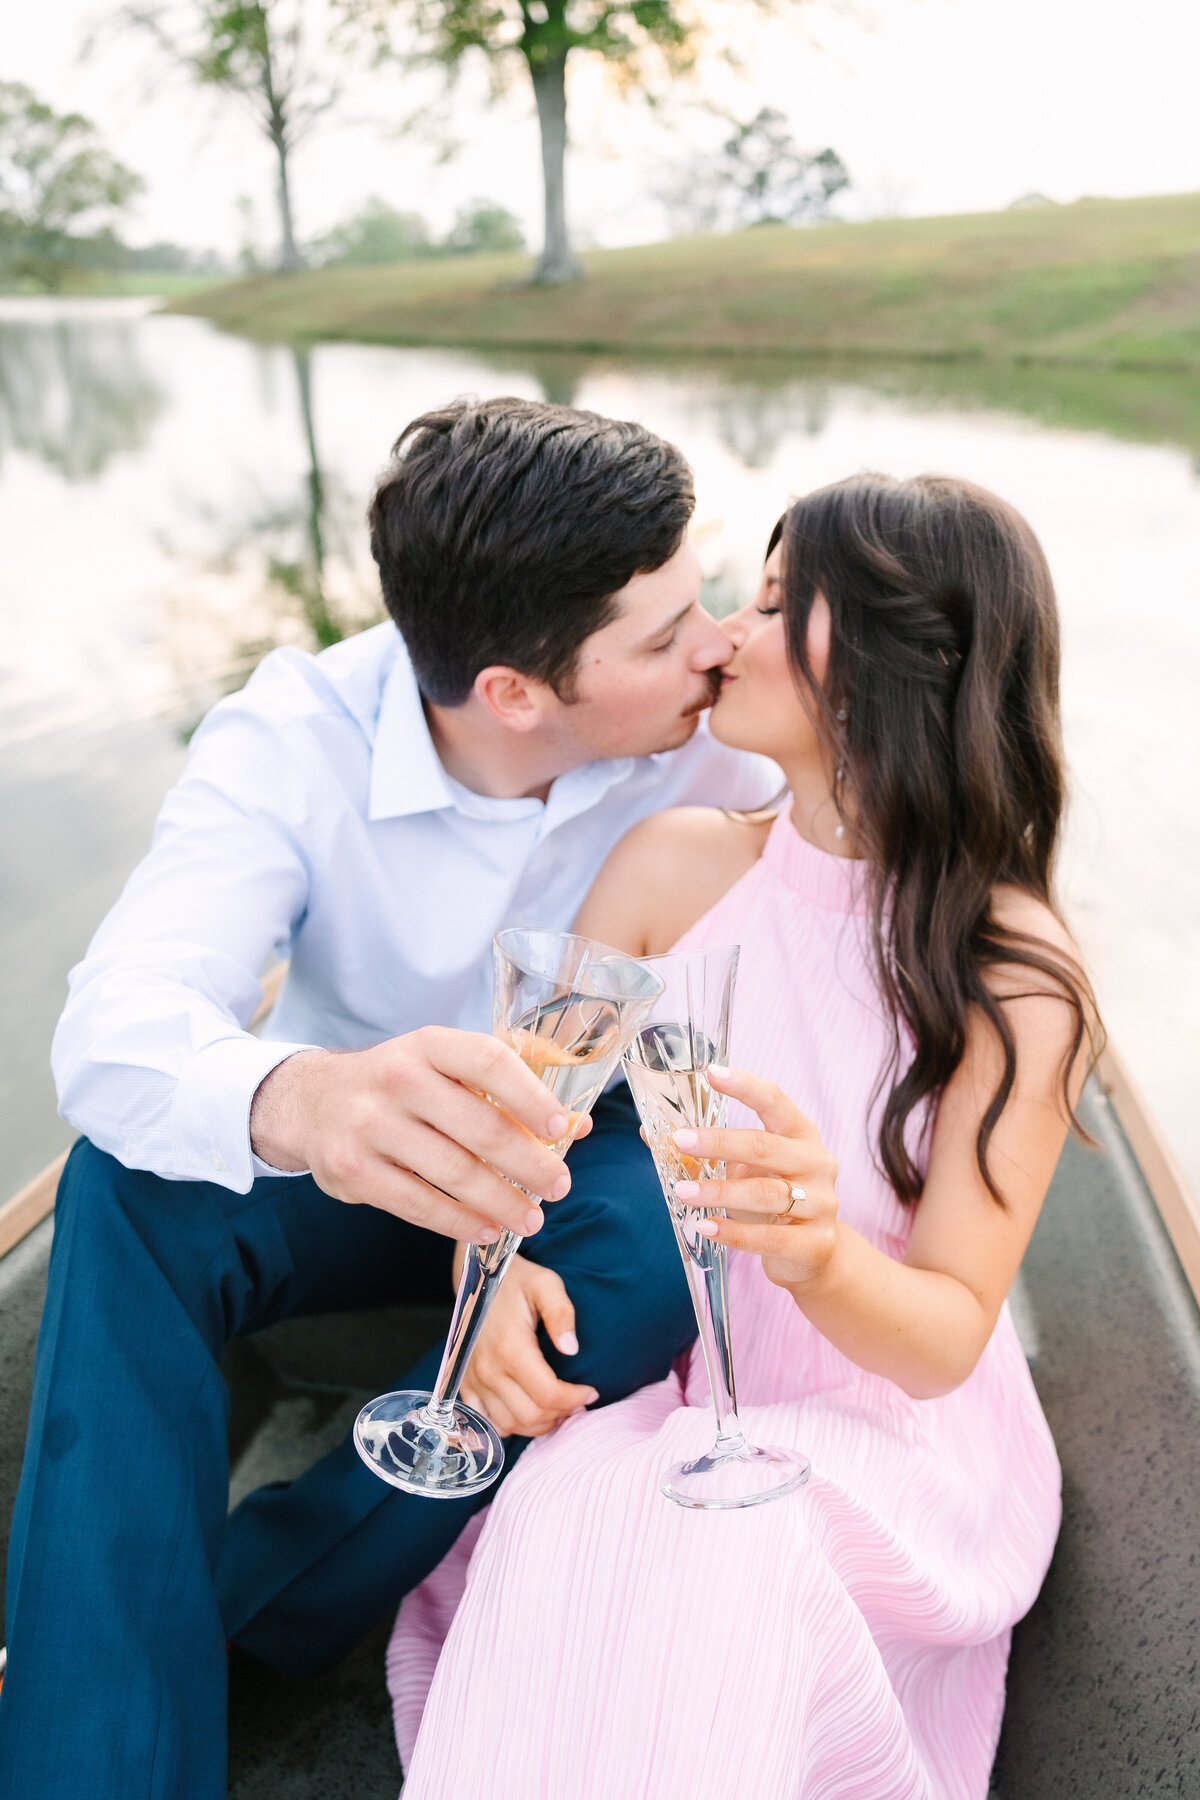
[353,1390,504,1499]
[662,1440,811,1510]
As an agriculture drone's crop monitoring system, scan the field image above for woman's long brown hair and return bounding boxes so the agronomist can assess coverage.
[773,473,1100,1205]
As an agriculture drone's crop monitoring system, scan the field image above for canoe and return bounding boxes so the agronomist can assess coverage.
[2,1037,1199,1796]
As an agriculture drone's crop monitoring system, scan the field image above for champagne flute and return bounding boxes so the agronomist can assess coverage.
[354,928,664,1499]
[623,945,811,1510]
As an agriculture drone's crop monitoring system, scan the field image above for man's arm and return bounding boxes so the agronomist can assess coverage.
[53,690,578,1238]
[248,1034,580,1242]
[52,700,321,1190]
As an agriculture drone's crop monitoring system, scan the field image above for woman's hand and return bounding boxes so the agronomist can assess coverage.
[454,1244,599,1438]
[672,1067,841,1295]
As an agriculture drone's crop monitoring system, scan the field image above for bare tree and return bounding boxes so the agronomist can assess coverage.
[112,0,347,270]
[655,107,849,239]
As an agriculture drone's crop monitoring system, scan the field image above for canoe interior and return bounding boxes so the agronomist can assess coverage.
[3,1080,1200,1796]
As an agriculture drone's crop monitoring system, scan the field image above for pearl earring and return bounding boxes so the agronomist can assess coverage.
[836,706,848,722]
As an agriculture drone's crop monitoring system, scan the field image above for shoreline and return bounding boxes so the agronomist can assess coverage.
[167,193,1200,374]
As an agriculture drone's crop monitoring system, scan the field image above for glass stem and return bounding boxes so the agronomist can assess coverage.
[687,1234,747,1453]
[422,1228,523,1428]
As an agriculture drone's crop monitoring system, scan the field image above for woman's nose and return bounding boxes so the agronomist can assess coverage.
[719,607,749,650]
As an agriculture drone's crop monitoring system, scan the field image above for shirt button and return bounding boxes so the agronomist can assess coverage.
[210,1150,225,1172]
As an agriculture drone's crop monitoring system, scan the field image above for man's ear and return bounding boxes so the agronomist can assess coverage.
[473,665,560,734]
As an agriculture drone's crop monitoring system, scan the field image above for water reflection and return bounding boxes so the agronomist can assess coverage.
[481,344,1200,471]
[155,342,383,735]
[0,318,164,481]
[290,347,342,649]
[206,346,373,663]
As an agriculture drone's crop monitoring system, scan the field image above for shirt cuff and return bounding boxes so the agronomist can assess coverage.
[168,1035,320,1192]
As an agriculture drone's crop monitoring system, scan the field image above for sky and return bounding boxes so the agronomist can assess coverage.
[6,0,1200,259]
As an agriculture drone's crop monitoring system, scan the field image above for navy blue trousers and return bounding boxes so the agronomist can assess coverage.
[0,1088,695,1799]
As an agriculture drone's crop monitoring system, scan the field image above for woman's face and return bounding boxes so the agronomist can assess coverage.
[708,544,832,768]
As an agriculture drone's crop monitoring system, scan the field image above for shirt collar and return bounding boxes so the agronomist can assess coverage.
[368,646,455,821]
[367,638,640,827]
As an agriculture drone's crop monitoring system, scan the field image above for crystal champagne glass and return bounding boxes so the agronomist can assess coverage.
[623,945,811,1509]
[354,928,664,1499]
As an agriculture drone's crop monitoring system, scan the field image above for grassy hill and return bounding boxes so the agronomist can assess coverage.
[171,193,1200,371]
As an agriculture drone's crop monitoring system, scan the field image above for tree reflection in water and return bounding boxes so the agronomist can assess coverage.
[0,318,165,480]
[268,347,349,651]
[170,344,382,736]
[707,376,831,470]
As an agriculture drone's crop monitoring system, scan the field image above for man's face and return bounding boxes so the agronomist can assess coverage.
[553,539,733,761]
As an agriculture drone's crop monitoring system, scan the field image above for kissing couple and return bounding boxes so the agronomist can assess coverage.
[2,397,1095,1800]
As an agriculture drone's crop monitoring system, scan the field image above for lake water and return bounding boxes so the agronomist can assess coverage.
[2,297,1198,1210]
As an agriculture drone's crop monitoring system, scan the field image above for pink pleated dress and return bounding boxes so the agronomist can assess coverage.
[387,808,1062,1800]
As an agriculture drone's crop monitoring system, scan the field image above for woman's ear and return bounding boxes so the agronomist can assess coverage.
[473,665,558,734]
[806,593,833,686]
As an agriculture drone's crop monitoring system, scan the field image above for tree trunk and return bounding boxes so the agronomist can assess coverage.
[528,50,583,285]
[273,129,303,273]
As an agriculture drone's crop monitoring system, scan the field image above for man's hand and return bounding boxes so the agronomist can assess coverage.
[249,1027,591,1242]
[456,1245,598,1437]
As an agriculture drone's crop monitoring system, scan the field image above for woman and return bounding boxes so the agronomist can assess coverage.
[387,473,1097,1799]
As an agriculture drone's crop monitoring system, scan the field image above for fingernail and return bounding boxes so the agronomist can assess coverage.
[547,1110,569,1138]
[523,1207,543,1235]
[557,1330,579,1355]
[707,1065,730,1079]
[695,1219,720,1238]
[584,1389,599,1405]
[477,1227,501,1243]
[675,1180,701,1201]
[549,1172,571,1202]
[673,1128,699,1151]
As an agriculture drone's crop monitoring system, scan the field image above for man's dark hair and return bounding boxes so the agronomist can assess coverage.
[368,396,696,704]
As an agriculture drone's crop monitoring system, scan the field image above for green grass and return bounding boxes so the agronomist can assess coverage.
[169,194,1200,371]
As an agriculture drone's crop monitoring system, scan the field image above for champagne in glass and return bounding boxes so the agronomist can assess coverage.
[623,945,811,1510]
[354,929,664,1499]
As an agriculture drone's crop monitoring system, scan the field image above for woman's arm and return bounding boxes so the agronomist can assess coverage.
[676,898,1091,1399]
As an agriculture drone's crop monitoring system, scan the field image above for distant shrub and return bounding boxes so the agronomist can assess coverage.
[309,195,525,267]
[443,199,525,256]
[311,199,433,267]
[0,81,143,290]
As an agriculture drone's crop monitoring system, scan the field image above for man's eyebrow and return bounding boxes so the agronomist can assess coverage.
[638,600,694,646]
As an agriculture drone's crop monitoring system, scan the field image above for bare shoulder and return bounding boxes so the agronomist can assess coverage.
[988,885,1085,989]
[574,806,772,956]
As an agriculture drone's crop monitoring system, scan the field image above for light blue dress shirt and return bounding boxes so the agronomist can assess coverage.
[52,623,779,1192]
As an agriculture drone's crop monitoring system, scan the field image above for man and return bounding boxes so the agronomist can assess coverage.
[0,397,776,1798]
